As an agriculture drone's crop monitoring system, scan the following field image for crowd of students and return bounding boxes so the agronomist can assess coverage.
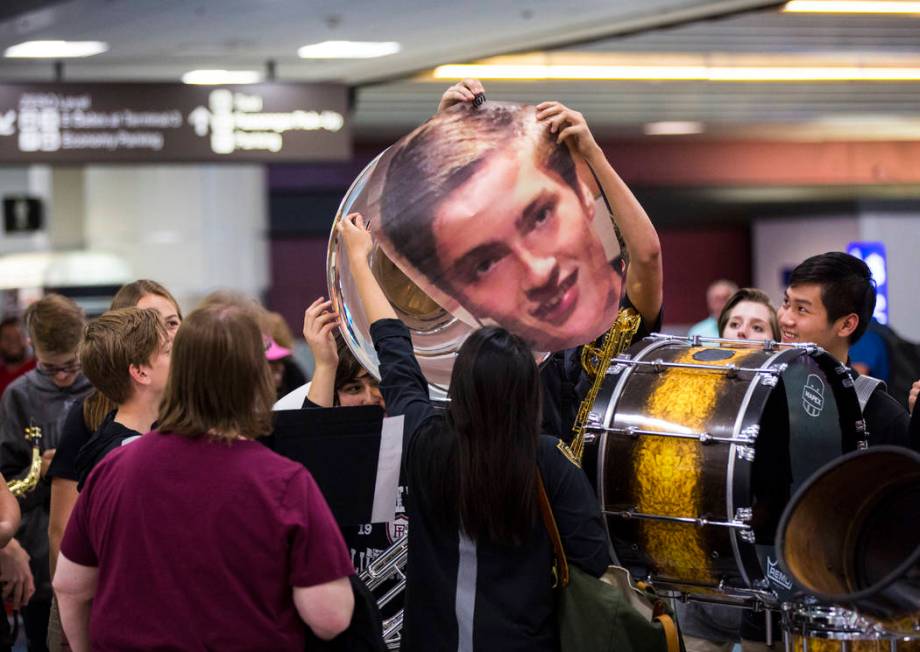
[0,79,914,652]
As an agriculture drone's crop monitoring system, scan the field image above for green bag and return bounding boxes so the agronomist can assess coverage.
[537,475,683,652]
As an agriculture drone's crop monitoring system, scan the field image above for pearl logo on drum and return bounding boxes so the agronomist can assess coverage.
[802,374,826,417]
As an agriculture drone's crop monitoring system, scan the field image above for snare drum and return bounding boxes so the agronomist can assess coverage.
[582,335,865,604]
[784,605,920,652]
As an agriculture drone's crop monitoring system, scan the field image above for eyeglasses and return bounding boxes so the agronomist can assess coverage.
[36,360,81,376]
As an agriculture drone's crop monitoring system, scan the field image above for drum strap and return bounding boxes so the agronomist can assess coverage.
[853,374,885,413]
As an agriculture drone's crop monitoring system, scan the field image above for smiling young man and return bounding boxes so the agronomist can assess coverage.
[778,252,912,449]
[0,294,92,651]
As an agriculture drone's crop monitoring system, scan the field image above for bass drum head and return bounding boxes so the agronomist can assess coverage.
[589,337,863,603]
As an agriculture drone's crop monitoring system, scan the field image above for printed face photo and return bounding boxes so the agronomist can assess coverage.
[364,101,623,353]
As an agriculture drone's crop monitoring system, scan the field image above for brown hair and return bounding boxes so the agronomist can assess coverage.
[23,293,84,354]
[196,290,271,335]
[157,305,275,441]
[111,279,183,319]
[79,308,167,405]
[84,280,181,429]
[718,288,781,340]
[333,331,367,404]
[267,311,295,349]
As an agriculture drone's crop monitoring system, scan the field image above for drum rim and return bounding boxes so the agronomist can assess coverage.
[776,445,920,604]
[727,344,792,591]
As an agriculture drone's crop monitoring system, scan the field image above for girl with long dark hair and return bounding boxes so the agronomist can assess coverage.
[339,213,609,651]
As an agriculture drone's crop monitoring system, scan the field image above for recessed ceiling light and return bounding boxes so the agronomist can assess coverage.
[4,40,108,58]
[297,40,401,59]
[181,69,262,85]
[643,121,705,136]
[783,1,920,14]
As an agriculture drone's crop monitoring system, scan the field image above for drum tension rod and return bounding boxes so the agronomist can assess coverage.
[605,509,754,532]
[589,424,758,446]
[608,358,784,377]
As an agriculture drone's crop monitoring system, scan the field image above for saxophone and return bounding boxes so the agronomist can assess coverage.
[567,308,643,465]
[8,426,43,498]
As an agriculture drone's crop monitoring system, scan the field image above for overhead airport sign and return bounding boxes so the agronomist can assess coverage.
[0,83,350,162]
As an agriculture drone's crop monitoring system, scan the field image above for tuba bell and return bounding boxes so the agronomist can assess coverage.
[327,151,487,400]
[776,445,920,638]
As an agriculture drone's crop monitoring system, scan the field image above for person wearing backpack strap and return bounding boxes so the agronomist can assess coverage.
[777,252,913,450]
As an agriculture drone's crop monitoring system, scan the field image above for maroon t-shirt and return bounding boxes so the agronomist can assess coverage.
[61,431,354,651]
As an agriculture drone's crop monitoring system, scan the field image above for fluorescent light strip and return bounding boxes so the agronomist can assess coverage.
[433,64,920,82]
[783,1,920,13]
[182,69,261,85]
[298,40,401,59]
[644,121,705,135]
[5,40,108,58]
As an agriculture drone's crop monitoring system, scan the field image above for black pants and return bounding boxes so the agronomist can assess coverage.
[21,599,50,652]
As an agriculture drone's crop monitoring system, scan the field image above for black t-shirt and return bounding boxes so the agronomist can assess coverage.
[371,319,610,652]
[74,411,141,490]
[47,397,92,483]
[299,395,409,577]
[851,369,914,450]
[540,294,662,440]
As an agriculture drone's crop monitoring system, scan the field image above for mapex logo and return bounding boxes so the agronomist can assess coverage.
[766,557,794,590]
[802,374,825,417]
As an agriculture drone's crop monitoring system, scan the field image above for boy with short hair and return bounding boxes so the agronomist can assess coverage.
[73,307,170,487]
[778,251,912,449]
[0,294,93,650]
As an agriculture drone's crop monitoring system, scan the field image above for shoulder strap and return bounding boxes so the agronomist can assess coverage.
[854,374,885,413]
[536,472,569,588]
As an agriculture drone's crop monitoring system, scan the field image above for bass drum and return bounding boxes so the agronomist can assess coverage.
[582,335,865,605]
[783,605,920,652]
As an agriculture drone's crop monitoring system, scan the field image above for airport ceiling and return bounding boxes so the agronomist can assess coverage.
[1,0,919,138]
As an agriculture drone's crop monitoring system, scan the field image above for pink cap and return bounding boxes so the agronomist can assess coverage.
[265,338,292,361]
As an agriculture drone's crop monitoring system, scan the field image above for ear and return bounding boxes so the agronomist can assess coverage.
[834,313,860,341]
[128,363,151,387]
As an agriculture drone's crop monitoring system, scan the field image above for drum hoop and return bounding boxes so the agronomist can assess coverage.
[598,335,674,565]
[727,346,792,591]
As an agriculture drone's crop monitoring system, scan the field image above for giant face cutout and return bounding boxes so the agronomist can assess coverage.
[330,101,624,391]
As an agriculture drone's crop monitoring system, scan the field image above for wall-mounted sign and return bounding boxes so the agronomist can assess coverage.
[0,83,350,162]
[847,241,888,325]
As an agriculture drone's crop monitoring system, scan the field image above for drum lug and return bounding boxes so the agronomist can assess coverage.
[735,507,753,523]
[736,446,756,462]
[759,372,779,387]
[740,528,757,544]
[739,425,760,443]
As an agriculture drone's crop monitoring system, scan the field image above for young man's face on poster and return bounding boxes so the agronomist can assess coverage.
[371,102,624,353]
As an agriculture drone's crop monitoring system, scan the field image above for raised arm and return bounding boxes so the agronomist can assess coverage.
[338,213,434,433]
[337,213,397,324]
[303,298,340,408]
[536,101,663,325]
